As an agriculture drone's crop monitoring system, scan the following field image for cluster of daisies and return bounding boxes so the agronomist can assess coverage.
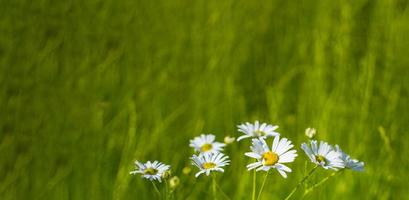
[130,121,364,198]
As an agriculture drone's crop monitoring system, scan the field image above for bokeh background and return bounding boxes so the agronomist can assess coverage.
[1,0,408,199]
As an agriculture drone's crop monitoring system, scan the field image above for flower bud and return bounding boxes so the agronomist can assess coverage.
[169,176,180,189]
[305,127,316,139]
[182,166,191,175]
[224,136,235,144]
[161,170,172,179]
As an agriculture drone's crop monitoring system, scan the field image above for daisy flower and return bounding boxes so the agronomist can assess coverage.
[237,121,280,141]
[301,140,345,170]
[191,152,230,177]
[335,145,364,172]
[244,136,297,178]
[130,160,170,182]
[190,134,226,155]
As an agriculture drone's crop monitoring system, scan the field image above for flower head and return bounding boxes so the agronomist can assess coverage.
[245,136,297,178]
[335,145,364,172]
[191,152,230,177]
[301,140,344,170]
[305,127,316,139]
[190,134,226,155]
[237,121,280,141]
[130,160,170,182]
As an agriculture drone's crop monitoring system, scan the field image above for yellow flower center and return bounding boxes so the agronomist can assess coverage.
[262,151,279,166]
[202,162,216,169]
[201,143,213,152]
[144,167,158,175]
[254,130,266,136]
[315,155,326,163]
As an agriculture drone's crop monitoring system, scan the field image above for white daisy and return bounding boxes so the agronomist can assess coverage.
[237,121,280,141]
[335,145,364,172]
[191,152,230,177]
[244,136,297,178]
[301,140,345,170]
[130,160,170,182]
[189,134,226,155]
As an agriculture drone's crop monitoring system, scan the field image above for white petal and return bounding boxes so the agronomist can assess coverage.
[245,152,262,159]
[247,162,262,170]
[237,135,251,141]
[301,143,315,162]
[278,150,297,163]
[311,140,318,154]
[195,171,205,177]
[275,138,288,154]
[276,168,288,178]
[272,135,280,152]
[276,163,292,172]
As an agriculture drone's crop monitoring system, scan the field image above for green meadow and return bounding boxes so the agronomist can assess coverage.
[1,0,408,199]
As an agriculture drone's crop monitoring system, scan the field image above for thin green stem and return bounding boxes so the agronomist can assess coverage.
[151,181,162,199]
[164,180,169,200]
[252,169,257,200]
[212,174,217,200]
[302,170,343,197]
[183,181,197,200]
[256,171,270,200]
[214,181,231,200]
[284,165,319,200]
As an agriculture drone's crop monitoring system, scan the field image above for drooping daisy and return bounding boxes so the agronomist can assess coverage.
[191,152,230,177]
[189,134,226,155]
[130,160,170,182]
[301,140,345,170]
[335,145,364,172]
[244,136,297,178]
[237,121,280,141]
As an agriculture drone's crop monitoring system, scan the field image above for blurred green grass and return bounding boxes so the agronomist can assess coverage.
[0,0,408,199]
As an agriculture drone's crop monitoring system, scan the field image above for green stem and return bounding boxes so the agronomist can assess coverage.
[215,181,231,200]
[165,180,169,200]
[212,174,217,200]
[284,165,318,200]
[151,181,162,199]
[183,181,197,200]
[256,171,270,200]
[252,169,257,200]
[302,170,343,197]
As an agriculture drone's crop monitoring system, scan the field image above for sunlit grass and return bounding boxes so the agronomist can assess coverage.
[0,0,408,199]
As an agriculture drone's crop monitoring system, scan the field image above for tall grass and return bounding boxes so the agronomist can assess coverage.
[0,0,408,199]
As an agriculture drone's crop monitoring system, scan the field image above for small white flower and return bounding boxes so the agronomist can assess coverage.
[191,152,230,177]
[130,160,170,182]
[245,136,297,178]
[301,140,344,170]
[237,121,280,141]
[189,134,226,155]
[224,136,235,144]
[305,127,316,138]
[335,145,364,172]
